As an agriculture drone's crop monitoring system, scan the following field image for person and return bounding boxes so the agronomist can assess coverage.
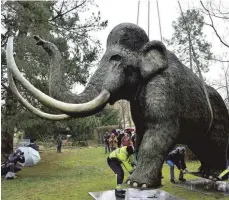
[107,146,135,198]
[57,135,62,153]
[117,131,124,148]
[103,132,110,153]
[113,129,118,137]
[166,146,188,183]
[4,149,25,180]
[109,133,118,151]
[121,132,132,147]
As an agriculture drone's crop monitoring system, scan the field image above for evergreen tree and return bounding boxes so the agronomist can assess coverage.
[1,0,110,155]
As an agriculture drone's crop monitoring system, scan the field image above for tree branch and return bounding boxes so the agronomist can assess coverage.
[59,1,65,14]
[1,82,8,90]
[49,1,87,21]
[200,9,229,19]
[208,2,229,18]
[215,85,226,90]
[211,58,229,63]
[200,0,229,48]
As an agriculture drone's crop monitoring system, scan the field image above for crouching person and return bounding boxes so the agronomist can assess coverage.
[5,149,25,180]
[107,146,135,198]
[166,147,188,183]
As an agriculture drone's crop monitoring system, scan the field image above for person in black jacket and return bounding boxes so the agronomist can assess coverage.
[166,146,188,183]
[103,132,110,153]
[57,135,62,153]
[4,149,25,180]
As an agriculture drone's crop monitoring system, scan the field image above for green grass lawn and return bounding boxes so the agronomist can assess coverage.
[1,147,228,200]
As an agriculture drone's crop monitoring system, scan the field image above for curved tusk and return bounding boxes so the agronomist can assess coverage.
[8,71,71,120]
[6,37,110,115]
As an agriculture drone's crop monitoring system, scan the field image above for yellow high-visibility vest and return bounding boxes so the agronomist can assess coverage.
[109,146,134,173]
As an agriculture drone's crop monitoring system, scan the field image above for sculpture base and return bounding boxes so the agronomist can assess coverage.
[89,188,181,200]
[176,178,229,199]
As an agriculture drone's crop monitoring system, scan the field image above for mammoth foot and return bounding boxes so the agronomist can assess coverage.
[198,165,222,177]
[192,166,223,180]
[126,179,148,188]
[126,169,161,188]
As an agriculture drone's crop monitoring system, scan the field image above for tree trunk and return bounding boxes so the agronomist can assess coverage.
[127,103,132,127]
[1,88,16,161]
[1,130,13,162]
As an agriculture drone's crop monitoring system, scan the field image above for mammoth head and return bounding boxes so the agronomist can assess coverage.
[102,23,168,99]
[107,23,167,76]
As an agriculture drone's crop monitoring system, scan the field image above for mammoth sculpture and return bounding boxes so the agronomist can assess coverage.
[7,23,229,188]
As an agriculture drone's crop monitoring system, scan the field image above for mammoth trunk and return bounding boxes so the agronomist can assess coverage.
[38,37,100,104]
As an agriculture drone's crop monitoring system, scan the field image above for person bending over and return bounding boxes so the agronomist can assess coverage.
[107,146,135,198]
[166,146,188,183]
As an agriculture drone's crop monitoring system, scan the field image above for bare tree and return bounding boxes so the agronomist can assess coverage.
[117,100,127,129]
[199,1,228,110]
[200,0,229,63]
[211,64,229,110]
[116,100,133,129]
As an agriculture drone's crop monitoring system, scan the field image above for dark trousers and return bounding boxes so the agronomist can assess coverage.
[167,160,183,180]
[105,143,110,153]
[57,145,62,153]
[7,163,21,173]
[107,158,124,185]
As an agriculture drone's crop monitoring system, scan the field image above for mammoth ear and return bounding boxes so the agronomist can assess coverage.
[140,41,168,80]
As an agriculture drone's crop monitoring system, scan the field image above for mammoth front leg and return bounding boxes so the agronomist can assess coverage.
[127,120,179,188]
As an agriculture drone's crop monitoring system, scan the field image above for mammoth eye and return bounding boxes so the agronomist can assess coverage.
[110,54,121,61]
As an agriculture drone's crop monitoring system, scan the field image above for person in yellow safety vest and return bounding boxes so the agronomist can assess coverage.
[218,166,229,180]
[107,146,135,198]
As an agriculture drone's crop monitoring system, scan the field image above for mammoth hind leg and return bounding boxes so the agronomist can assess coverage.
[188,127,228,175]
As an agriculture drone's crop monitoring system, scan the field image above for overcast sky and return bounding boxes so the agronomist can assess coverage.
[74,0,229,94]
